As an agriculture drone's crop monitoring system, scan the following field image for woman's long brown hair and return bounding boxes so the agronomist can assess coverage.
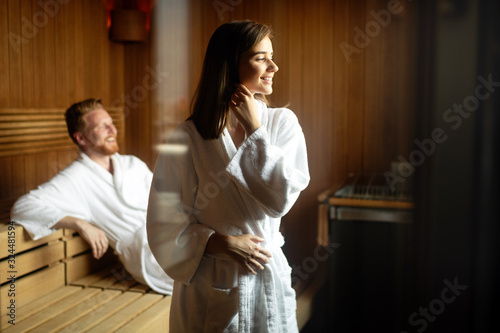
[189,20,272,140]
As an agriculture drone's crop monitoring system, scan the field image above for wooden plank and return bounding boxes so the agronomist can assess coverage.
[315,0,335,185]
[127,283,151,293]
[0,146,75,158]
[29,289,121,333]
[0,286,81,329]
[0,109,67,114]
[0,120,67,129]
[0,139,72,151]
[0,225,63,259]
[90,272,123,289]
[65,252,98,284]
[65,235,90,258]
[6,0,22,107]
[2,287,101,333]
[65,250,119,284]
[31,0,45,108]
[0,241,64,283]
[20,0,35,108]
[363,0,387,173]
[54,0,71,107]
[0,156,14,199]
[87,265,136,291]
[10,155,25,198]
[302,0,322,188]
[72,0,84,99]
[317,204,330,247]
[40,0,57,108]
[70,263,123,287]
[108,275,140,291]
[0,1,11,107]
[22,153,37,192]
[63,228,78,237]
[0,114,66,121]
[0,108,122,120]
[0,133,69,144]
[115,296,171,332]
[0,127,68,136]
[58,291,143,333]
[346,0,366,176]
[0,263,65,317]
[328,197,414,210]
[86,293,164,333]
[0,198,16,222]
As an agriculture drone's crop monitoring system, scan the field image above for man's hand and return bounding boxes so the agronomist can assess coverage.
[206,233,272,275]
[76,220,109,259]
[54,216,109,259]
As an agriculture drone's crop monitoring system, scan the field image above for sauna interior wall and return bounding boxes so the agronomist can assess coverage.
[0,0,125,199]
[0,0,417,268]
[174,0,418,262]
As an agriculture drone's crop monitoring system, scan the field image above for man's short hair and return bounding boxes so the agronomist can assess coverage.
[65,98,104,144]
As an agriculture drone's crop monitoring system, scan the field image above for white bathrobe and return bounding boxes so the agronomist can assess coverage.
[147,100,310,332]
[10,151,174,295]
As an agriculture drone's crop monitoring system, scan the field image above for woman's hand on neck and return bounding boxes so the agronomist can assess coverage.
[229,84,261,136]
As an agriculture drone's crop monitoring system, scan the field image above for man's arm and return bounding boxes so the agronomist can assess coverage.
[54,216,109,259]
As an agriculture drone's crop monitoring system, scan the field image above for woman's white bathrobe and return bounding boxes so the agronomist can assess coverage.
[10,151,174,295]
[147,100,310,332]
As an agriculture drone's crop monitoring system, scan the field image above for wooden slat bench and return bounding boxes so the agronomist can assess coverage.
[0,223,171,332]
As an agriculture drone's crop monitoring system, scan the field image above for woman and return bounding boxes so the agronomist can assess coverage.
[147,20,310,332]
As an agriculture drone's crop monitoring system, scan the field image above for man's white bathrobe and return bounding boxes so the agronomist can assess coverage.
[147,100,310,332]
[10,151,174,295]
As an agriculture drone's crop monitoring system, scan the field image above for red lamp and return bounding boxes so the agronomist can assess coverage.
[105,0,155,42]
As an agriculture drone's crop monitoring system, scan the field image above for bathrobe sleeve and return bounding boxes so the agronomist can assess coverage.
[10,172,92,240]
[147,134,215,286]
[226,108,310,218]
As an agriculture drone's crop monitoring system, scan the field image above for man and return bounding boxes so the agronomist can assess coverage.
[11,98,173,295]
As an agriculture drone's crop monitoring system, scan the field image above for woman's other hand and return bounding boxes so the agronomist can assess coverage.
[206,233,272,275]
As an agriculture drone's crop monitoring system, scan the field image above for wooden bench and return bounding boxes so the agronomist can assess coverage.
[0,222,171,332]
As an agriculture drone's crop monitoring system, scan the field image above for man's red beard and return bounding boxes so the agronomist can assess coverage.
[86,136,119,156]
[98,141,119,155]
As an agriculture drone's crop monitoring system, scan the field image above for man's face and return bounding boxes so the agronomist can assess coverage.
[78,109,119,156]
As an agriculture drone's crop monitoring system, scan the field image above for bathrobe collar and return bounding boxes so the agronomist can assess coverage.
[77,149,119,187]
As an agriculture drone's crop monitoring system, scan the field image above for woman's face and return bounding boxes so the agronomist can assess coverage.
[238,36,279,95]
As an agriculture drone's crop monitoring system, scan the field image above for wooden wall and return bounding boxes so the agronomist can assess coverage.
[0,0,418,269]
[152,0,418,264]
[0,0,127,200]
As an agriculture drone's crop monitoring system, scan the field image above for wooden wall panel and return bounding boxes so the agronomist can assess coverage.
[7,0,23,108]
[0,0,130,202]
[150,0,418,266]
[0,3,10,107]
